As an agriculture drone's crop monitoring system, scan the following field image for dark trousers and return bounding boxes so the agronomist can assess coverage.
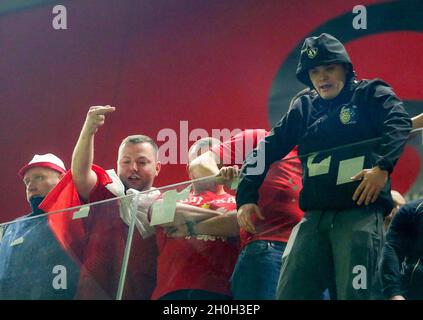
[277,206,385,300]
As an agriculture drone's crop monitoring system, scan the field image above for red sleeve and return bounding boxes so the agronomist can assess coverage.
[87,165,114,202]
[211,129,268,166]
[39,164,113,263]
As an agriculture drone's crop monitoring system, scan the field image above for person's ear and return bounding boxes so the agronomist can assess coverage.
[155,161,161,176]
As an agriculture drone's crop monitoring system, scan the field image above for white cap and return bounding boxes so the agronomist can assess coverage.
[19,153,66,178]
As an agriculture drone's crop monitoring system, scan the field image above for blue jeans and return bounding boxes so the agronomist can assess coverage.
[231,240,286,300]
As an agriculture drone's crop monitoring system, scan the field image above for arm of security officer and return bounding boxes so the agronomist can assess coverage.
[236,104,302,232]
[352,82,412,205]
[351,167,388,206]
[72,105,115,201]
[380,202,416,300]
[167,210,239,238]
[371,82,412,172]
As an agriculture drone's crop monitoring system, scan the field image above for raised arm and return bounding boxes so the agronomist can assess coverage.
[72,105,115,201]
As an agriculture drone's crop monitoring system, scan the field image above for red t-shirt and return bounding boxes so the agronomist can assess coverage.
[152,190,238,300]
[40,165,158,300]
[211,129,304,247]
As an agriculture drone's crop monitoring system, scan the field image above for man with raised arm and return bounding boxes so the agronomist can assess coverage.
[41,106,161,299]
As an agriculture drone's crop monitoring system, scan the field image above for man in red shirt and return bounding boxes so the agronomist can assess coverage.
[152,137,240,300]
[189,130,303,299]
[41,105,160,299]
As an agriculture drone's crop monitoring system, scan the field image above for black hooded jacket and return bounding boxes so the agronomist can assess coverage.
[236,34,412,213]
[381,200,423,299]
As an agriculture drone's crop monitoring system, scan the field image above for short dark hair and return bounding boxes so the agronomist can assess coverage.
[118,135,159,159]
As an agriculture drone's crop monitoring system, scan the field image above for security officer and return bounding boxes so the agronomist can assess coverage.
[236,33,412,300]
